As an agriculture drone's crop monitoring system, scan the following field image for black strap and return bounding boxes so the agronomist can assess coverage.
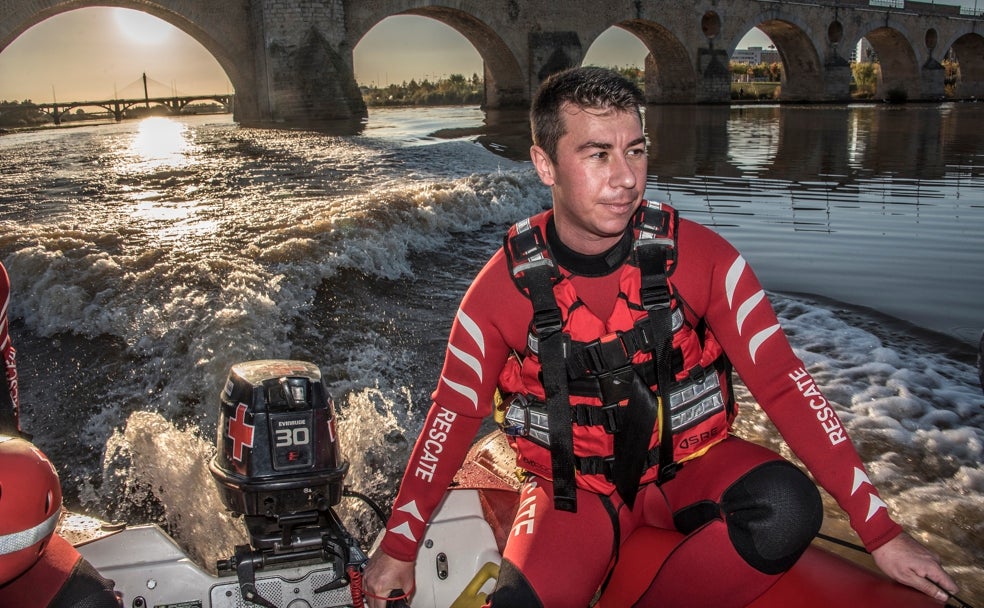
[506,221,579,512]
[578,444,661,478]
[523,263,578,513]
[636,243,678,485]
[609,371,660,508]
[567,316,688,382]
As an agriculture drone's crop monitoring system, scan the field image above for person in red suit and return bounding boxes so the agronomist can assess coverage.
[0,262,119,607]
[364,67,958,607]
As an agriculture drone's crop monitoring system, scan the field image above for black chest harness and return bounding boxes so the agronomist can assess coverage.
[505,202,682,511]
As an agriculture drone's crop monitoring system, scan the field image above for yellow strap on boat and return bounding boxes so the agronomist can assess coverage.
[449,561,500,608]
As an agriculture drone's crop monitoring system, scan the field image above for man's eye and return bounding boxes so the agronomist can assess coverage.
[593,151,609,159]
[628,148,647,157]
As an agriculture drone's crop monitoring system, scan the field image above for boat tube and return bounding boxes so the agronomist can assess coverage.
[63,360,953,608]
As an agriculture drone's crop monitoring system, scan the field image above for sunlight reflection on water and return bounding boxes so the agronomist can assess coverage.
[126,116,195,170]
[119,118,220,245]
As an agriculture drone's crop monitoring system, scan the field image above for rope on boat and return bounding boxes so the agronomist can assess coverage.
[344,487,388,525]
[815,533,977,608]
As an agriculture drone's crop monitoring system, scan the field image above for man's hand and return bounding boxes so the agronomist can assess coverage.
[361,549,416,608]
[871,532,959,602]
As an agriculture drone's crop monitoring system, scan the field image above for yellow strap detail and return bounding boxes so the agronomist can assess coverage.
[449,561,501,608]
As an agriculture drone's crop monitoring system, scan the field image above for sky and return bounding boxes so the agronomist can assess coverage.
[0,4,978,102]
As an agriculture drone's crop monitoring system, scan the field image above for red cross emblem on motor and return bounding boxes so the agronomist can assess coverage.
[227,402,255,462]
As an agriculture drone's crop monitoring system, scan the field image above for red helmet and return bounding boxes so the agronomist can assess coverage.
[0,435,63,585]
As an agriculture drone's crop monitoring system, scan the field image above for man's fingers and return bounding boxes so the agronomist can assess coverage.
[910,571,958,602]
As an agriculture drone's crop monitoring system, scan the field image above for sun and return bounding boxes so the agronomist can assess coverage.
[112,8,174,45]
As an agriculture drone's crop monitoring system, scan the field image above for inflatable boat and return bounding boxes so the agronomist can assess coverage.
[61,360,953,608]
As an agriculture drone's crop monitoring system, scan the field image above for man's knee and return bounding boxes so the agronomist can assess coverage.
[672,460,822,575]
[720,460,823,574]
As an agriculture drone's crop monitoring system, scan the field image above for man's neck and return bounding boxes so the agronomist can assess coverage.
[547,217,632,277]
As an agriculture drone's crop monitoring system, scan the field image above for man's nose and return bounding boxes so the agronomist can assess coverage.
[610,153,637,189]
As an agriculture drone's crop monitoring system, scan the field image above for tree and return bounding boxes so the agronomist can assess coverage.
[0,100,49,127]
[851,62,878,98]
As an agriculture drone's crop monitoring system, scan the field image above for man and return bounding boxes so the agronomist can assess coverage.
[0,262,120,607]
[363,67,957,607]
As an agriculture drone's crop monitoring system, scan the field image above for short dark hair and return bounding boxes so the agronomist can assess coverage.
[530,66,645,161]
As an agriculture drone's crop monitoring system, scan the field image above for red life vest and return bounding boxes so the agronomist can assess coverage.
[497,201,736,507]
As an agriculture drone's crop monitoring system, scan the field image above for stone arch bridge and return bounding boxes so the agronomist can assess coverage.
[1,0,982,127]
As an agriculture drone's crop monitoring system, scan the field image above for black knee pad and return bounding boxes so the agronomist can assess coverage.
[49,558,121,608]
[720,460,823,575]
[489,558,544,608]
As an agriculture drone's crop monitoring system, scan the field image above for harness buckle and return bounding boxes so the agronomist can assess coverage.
[634,204,673,240]
[500,393,531,439]
[596,365,636,407]
[658,461,680,484]
[640,284,671,311]
[533,307,563,338]
[584,332,637,407]
[510,222,548,263]
[585,332,629,370]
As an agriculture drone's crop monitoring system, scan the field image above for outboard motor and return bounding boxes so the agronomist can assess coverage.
[210,359,348,548]
[209,360,366,606]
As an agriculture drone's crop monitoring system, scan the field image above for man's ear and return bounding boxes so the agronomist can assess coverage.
[530,145,556,186]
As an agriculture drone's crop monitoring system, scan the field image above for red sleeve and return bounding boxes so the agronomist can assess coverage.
[1,263,21,434]
[379,249,531,561]
[674,220,903,551]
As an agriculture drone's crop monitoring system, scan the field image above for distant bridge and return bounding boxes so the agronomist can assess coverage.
[2,0,983,128]
[35,93,234,125]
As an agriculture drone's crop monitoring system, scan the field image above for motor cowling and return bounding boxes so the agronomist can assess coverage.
[209,360,348,534]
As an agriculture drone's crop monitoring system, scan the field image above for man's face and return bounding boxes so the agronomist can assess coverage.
[531,103,647,255]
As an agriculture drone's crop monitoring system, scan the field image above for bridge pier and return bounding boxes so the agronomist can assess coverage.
[696,46,732,103]
[821,63,853,100]
[921,61,946,100]
[528,31,582,92]
[246,1,366,129]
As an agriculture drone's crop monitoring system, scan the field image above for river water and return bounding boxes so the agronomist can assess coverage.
[1,103,982,602]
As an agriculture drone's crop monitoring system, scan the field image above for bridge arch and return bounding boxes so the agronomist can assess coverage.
[861,26,922,100]
[351,7,524,108]
[0,2,256,121]
[726,13,826,102]
[946,32,984,99]
[757,19,825,101]
[602,21,697,104]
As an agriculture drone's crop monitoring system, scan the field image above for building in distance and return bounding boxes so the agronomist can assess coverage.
[732,46,781,65]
